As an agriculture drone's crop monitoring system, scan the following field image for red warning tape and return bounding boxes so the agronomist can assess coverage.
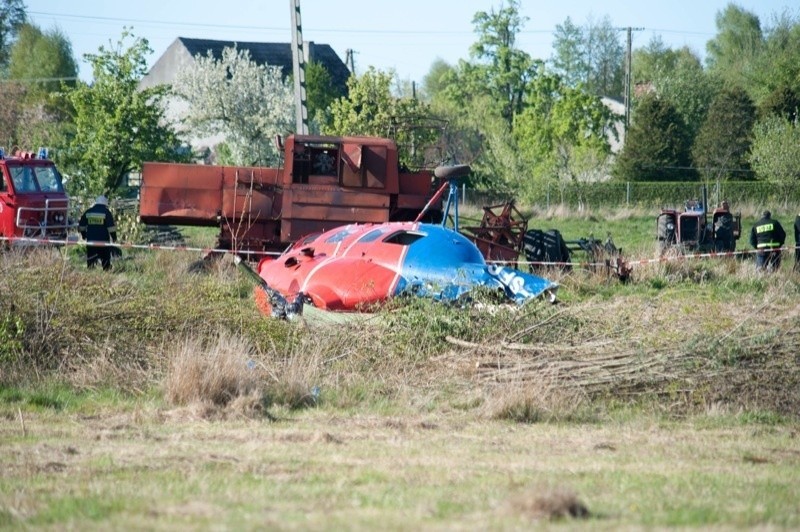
[2,235,797,269]
[0,235,283,258]
[489,245,798,269]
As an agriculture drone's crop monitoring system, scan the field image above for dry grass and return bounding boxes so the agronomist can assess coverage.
[510,485,590,520]
[483,377,589,423]
[164,331,261,409]
[4,232,800,420]
[432,268,800,416]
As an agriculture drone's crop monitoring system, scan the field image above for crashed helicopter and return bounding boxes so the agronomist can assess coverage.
[236,165,558,319]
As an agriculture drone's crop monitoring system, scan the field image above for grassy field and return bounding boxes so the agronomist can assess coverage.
[1,205,800,529]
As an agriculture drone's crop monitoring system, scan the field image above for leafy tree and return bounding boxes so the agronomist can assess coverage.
[749,116,800,193]
[305,60,346,132]
[613,94,695,181]
[706,5,763,88]
[514,76,617,203]
[59,31,187,196]
[692,86,756,181]
[174,46,293,166]
[0,80,25,143]
[550,17,587,88]
[469,0,537,126]
[749,13,800,102]
[759,85,800,122]
[326,67,438,169]
[514,77,615,166]
[8,23,77,96]
[4,23,77,148]
[550,15,624,98]
[427,1,539,187]
[635,42,717,140]
[632,36,671,84]
[0,0,25,71]
[421,58,454,101]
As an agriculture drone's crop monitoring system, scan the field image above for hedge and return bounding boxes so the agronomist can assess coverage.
[462,181,800,210]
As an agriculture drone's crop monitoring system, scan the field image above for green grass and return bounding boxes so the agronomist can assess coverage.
[1,405,798,529]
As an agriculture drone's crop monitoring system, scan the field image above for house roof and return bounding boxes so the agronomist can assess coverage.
[176,37,351,92]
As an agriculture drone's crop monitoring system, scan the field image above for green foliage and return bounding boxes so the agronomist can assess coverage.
[3,23,77,149]
[749,13,800,103]
[551,14,624,98]
[758,85,800,122]
[326,67,437,168]
[0,313,24,363]
[516,79,615,155]
[173,46,294,166]
[749,116,800,193]
[421,59,454,101]
[635,40,718,140]
[706,5,763,82]
[0,80,26,145]
[305,60,346,131]
[703,6,800,109]
[469,0,536,125]
[692,86,756,181]
[59,30,188,197]
[613,95,695,181]
[550,17,586,88]
[521,180,800,209]
[8,23,77,97]
[0,0,25,70]
[513,77,616,202]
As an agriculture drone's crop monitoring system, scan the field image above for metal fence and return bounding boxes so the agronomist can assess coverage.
[460,181,800,210]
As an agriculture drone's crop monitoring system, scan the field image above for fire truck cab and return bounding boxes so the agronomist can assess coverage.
[0,147,71,245]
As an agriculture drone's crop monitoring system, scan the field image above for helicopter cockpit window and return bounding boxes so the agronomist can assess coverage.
[383,230,426,246]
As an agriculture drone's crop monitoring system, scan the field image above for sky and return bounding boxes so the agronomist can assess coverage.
[23,0,800,84]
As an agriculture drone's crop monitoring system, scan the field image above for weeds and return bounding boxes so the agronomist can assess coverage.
[2,222,800,419]
[164,331,260,407]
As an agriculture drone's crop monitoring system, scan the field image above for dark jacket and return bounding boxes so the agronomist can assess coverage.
[749,215,785,251]
[795,214,800,245]
[78,203,117,243]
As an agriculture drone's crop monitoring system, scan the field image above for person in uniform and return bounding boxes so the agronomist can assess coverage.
[78,195,117,270]
[794,213,800,272]
[749,210,786,272]
[714,201,735,252]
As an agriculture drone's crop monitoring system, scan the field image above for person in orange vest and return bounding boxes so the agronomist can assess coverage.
[749,210,786,272]
[78,195,117,270]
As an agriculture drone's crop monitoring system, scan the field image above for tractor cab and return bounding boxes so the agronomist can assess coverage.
[0,147,71,244]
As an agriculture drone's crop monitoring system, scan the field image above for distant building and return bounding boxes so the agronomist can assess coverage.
[139,37,351,156]
[601,96,625,155]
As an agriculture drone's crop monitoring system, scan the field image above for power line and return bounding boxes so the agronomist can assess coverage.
[27,10,557,36]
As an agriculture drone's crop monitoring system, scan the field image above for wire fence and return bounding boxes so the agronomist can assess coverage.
[460,181,800,210]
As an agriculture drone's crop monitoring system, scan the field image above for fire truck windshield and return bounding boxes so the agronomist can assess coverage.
[8,163,65,193]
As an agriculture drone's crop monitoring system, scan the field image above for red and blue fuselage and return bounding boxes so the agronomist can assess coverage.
[256,221,557,313]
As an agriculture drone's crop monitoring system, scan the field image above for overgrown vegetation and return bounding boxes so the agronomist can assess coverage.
[1,211,799,528]
[2,212,799,418]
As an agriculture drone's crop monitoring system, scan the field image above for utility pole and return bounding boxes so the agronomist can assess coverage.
[290,0,309,134]
[620,26,644,131]
[344,48,356,75]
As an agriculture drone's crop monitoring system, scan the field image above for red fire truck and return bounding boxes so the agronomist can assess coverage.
[0,147,72,245]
